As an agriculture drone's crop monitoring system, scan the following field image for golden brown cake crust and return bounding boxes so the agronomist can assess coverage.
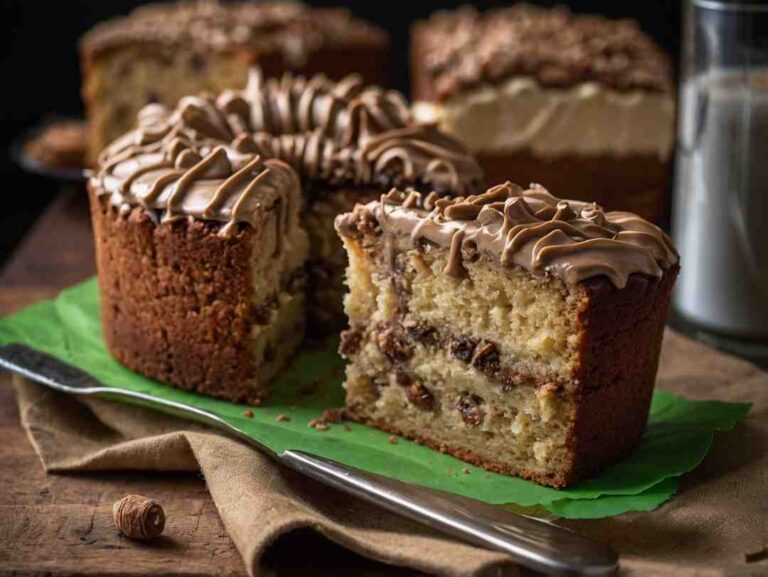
[569,265,680,480]
[90,189,266,404]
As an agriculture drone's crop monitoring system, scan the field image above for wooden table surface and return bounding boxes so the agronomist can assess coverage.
[0,188,403,577]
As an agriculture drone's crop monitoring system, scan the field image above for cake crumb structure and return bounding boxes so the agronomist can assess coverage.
[336,183,678,487]
[89,68,481,403]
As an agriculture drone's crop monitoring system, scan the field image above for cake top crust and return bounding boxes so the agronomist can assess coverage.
[81,1,387,58]
[90,69,483,232]
[416,4,673,102]
[336,182,678,289]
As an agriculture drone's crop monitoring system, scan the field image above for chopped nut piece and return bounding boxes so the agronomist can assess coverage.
[406,323,438,346]
[391,370,412,387]
[471,341,500,372]
[376,326,413,361]
[388,435,399,444]
[406,382,435,411]
[456,393,484,427]
[339,328,363,357]
[449,336,477,364]
[275,414,291,423]
[243,410,254,418]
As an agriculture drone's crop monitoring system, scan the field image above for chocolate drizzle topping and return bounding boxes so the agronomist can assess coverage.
[337,182,678,289]
[418,5,672,102]
[91,68,483,232]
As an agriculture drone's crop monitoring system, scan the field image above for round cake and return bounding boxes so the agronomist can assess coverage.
[89,68,482,402]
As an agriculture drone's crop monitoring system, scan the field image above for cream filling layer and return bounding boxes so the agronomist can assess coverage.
[414,78,675,160]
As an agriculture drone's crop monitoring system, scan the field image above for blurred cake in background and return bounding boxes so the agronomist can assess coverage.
[24,120,87,169]
[411,5,675,224]
[80,1,389,164]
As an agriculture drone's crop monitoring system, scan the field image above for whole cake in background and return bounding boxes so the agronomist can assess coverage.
[335,183,679,486]
[80,0,390,165]
[88,67,482,403]
[411,5,675,225]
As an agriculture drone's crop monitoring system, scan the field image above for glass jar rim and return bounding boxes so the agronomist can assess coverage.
[693,0,768,13]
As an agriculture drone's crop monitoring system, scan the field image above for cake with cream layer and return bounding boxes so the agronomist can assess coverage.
[80,1,390,164]
[412,5,675,224]
[89,68,481,402]
[335,183,679,486]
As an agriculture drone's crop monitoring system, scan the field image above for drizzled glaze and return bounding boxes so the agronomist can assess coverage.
[337,182,678,289]
[91,69,483,232]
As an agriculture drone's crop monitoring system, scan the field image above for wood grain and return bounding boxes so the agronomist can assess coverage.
[0,188,250,576]
[0,188,416,577]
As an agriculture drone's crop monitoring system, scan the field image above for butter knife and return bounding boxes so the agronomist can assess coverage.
[0,343,618,576]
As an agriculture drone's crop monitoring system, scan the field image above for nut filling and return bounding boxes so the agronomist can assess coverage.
[456,393,484,427]
[336,182,678,487]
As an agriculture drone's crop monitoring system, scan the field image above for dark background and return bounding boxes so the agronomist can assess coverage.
[0,0,682,267]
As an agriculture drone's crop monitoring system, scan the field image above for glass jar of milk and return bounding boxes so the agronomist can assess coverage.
[674,0,768,357]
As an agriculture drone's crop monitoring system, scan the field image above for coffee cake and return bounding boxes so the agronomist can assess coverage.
[412,5,675,224]
[81,1,389,164]
[89,68,481,401]
[335,183,679,486]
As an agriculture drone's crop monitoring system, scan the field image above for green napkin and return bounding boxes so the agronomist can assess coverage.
[0,279,750,519]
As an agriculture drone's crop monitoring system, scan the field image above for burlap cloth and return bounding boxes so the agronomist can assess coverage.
[11,330,768,577]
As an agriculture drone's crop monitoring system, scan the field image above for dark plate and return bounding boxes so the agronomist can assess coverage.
[11,118,87,183]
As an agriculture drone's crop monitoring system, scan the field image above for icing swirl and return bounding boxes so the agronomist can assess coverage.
[91,69,483,230]
[336,182,678,289]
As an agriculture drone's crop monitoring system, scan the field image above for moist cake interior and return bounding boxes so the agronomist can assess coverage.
[336,184,679,486]
[341,240,584,482]
[89,67,483,402]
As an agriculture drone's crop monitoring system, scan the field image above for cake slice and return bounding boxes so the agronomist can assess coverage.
[335,183,679,487]
[90,141,308,404]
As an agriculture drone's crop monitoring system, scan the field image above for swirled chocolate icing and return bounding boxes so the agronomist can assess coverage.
[91,68,484,234]
[337,182,678,289]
